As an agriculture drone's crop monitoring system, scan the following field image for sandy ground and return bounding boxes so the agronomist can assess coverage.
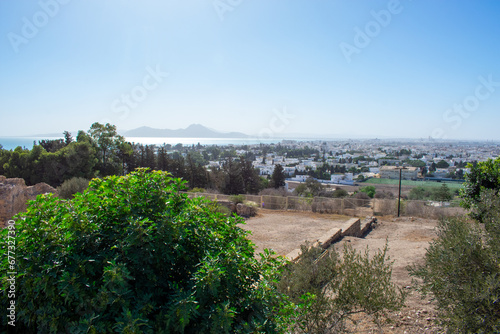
[241,210,443,333]
[240,210,349,256]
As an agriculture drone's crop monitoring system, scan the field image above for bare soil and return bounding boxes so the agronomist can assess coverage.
[241,210,444,333]
[240,210,349,256]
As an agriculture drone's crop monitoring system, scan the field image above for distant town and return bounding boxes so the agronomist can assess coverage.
[179,138,500,186]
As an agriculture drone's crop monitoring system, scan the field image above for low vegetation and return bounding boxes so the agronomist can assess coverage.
[278,243,406,333]
[57,176,90,199]
[410,158,500,332]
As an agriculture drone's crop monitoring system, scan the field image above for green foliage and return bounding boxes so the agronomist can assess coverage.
[436,160,450,169]
[38,138,66,152]
[278,243,406,333]
[359,185,376,198]
[271,164,286,189]
[432,183,453,202]
[0,169,284,333]
[332,188,349,198]
[460,157,500,222]
[88,122,126,176]
[409,197,500,333]
[294,178,324,197]
[57,177,90,199]
[404,159,426,168]
[223,157,245,195]
[0,141,97,187]
[320,188,348,198]
[229,194,246,204]
[408,186,431,200]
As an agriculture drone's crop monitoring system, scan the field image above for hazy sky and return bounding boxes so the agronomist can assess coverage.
[1,0,500,140]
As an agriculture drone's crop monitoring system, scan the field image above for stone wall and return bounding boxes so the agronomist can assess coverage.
[0,175,57,227]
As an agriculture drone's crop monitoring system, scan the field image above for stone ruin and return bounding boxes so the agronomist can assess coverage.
[0,175,57,227]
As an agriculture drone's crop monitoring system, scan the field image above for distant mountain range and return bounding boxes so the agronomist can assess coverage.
[122,124,249,138]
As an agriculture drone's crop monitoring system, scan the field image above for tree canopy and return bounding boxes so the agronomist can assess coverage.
[271,164,286,189]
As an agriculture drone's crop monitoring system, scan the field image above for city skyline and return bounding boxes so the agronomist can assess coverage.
[1,1,500,140]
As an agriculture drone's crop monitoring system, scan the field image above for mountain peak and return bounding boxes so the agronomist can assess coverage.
[123,124,248,138]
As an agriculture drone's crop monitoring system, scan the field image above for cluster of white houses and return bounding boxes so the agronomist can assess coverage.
[199,139,499,186]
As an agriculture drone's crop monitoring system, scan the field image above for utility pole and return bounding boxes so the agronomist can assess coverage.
[397,167,407,217]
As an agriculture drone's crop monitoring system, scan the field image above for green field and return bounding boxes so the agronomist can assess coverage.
[362,178,464,189]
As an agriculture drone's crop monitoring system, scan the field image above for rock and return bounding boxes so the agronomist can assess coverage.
[0,175,57,227]
[236,203,257,218]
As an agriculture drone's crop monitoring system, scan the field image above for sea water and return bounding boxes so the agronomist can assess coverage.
[0,136,286,150]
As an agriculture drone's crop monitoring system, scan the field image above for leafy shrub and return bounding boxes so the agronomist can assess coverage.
[0,169,285,333]
[278,243,406,333]
[229,194,246,204]
[57,176,90,199]
[319,188,348,198]
[410,190,500,332]
[431,183,453,202]
[359,185,376,198]
[408,186,432,200]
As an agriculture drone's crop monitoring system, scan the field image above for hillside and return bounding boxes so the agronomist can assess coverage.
[122,124,249,138]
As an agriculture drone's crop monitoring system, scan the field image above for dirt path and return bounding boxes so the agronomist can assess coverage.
[242,210,443,333]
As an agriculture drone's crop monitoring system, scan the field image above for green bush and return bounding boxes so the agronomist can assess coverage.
[0,169,285,333]
[410,190,500,332]
[229,194,246,204]
[431,183,453,202]
[57,176,90,199]
[359,185,376,198]
[408,186,432,200]
[277,243,406,333]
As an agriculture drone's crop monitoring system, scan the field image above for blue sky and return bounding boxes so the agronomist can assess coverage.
[1,0,500,140]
